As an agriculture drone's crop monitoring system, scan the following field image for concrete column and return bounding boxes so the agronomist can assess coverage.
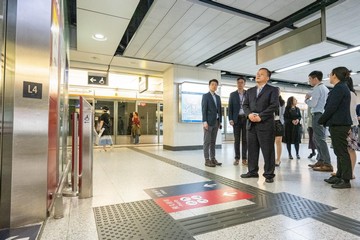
[163,65,221,151]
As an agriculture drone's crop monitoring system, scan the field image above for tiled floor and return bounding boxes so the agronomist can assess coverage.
[40,142,360,240]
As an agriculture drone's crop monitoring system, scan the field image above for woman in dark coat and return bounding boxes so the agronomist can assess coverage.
[283,96,302,159]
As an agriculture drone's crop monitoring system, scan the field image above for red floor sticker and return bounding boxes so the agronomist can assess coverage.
[155,187,253,213]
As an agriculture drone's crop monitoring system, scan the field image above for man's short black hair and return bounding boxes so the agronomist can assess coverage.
[259,68,271,78]
[308,71,323,81]
[237,76,246,82]
[209,79,219,85]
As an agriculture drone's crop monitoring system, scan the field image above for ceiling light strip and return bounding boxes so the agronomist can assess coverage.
[274,62,310,73]
[330,46,360,57]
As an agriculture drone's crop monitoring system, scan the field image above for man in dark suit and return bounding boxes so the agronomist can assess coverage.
[228,77,247,166]
[202,79,222,167]
[241,68,279,183]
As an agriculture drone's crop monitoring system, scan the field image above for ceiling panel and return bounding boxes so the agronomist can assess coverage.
[326,0,360,45]
[123,0,177,56]
[77,0,139,19]
[223,0,316,21]
[145,4,208,60]
[152,7,221,62]
[69,50,113,65]
[134,0,193,59]
[77,9,129,55]
[179,18,266,65]
[110,56,172,72]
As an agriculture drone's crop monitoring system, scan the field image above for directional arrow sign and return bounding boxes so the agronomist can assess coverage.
[223,192,238,197]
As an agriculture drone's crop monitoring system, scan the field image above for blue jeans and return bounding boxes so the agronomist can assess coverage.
[312,113,331,164]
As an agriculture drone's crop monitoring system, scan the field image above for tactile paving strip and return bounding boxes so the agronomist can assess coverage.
[94,200,195,240]
[112,148,360,237]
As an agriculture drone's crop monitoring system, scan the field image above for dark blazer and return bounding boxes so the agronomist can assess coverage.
[202,92,222,126]
[318,82,352,127]
[243,84,279,130]
[228,90,247,124]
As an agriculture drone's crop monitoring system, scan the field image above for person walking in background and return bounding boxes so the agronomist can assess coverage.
[274,89,285,166]
[307,107,317,159]
[228,77,247,166]
[202,79,222,167]
[283,97,302,160]
[98,106,113,151]
[320,67,352,188]
[131,112,141,144]
[241,68,279,183]
[305,71,333,172]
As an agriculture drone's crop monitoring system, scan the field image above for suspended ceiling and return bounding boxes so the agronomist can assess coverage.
[70,0,360,88]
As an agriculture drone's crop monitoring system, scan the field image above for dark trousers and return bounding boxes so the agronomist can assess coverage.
[330,126,352,181]
[247,124,275,179]
[203,123,219,160]
[233,115,247,160]
[286,143,299,156]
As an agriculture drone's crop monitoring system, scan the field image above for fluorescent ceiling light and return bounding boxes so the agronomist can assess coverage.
[274,62,310,73]
[330,46,360,57]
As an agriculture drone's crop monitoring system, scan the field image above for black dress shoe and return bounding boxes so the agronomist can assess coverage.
[240,173,259,178]
[205,160,216,167]
[212,159,222,166]
[296,155,300,159]
[324,176,340,184]
[331,179,351,189]
[289,155,293,160]
[265,178,274,183]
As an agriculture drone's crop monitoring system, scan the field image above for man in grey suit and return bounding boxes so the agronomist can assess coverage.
[228,77,247,166]
[241,68,279,183]
[202,79,222,167]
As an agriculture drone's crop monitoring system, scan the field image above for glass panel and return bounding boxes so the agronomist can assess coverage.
[157,104,163,136]
[137,102,157,135]
[68,98,79,137]
[118,101,136,135]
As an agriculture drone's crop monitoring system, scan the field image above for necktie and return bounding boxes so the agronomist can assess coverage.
[257,87,262,97]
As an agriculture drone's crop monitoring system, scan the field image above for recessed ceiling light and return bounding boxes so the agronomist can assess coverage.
[221,71,227,75]
[92,33,107,41]
[204,63,213,67]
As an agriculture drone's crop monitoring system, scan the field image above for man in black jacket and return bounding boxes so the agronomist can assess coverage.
[319,67,352,189]
[241,68,279,183]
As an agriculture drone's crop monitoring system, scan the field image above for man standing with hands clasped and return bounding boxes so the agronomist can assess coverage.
[202,79,222,167]
[241,68,279,183]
